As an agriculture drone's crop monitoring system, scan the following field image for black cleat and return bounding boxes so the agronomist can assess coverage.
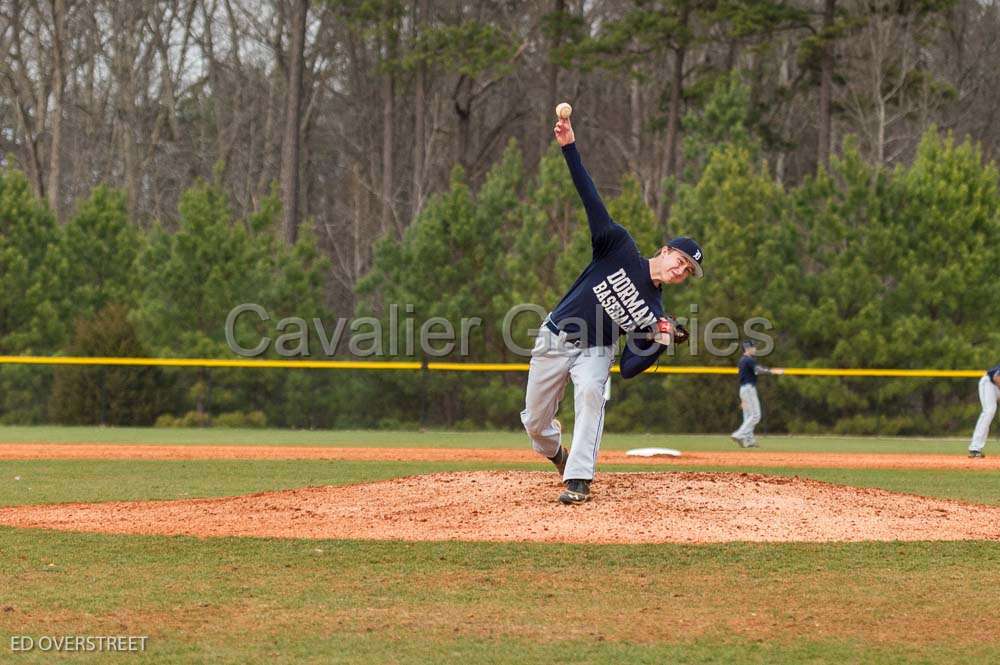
[558,479,591,505]
[969,450,985,459]
[548,446,568,476]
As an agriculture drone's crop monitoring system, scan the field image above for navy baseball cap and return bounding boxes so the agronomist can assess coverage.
[667,237,704,278]
[741,339,756,350]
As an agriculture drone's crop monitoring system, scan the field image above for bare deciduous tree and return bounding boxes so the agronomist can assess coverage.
[281,0,308,244]
[840,0,944,167]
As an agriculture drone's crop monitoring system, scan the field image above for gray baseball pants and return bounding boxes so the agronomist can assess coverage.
[520,326,615,481]
[732,384,761,444]
[970,374,1000,453]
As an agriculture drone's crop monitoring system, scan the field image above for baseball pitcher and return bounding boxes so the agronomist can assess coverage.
[520,111,704,505]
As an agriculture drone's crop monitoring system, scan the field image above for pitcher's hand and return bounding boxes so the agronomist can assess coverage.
[554,118,575,146]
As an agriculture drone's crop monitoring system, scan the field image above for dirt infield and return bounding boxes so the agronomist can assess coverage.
[1,471,998,544]
[0,443,996,470]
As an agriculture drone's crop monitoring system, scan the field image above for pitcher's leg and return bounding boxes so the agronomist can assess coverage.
[563,346,615,482]
[521,331,572,458]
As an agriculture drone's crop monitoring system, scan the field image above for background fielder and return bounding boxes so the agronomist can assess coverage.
[968,362,1000,458]
[520,111,704,505]
[730,339,783,448]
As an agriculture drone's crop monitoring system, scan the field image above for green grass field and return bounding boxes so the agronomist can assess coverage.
[0,424,977,453]
[2,427,999,664]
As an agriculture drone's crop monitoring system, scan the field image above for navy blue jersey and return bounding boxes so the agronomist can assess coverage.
[549,144,664,349]
[988,364,1000,381]
[738,355,758,386]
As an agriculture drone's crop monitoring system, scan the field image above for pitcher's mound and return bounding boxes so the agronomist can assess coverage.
[2,471,999,543]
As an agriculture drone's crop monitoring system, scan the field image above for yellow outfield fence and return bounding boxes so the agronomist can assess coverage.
[0,355,984,378]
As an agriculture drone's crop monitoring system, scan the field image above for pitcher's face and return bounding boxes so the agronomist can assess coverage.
[660,249,695,284]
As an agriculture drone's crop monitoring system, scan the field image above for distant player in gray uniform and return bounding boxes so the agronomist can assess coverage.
[968,363,1000,458]
[730,340,782,448]
[520,114,704,505]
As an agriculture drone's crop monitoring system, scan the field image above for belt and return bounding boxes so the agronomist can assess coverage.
[544,318,583,345]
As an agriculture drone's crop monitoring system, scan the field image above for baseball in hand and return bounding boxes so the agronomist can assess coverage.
[555,102,572,119]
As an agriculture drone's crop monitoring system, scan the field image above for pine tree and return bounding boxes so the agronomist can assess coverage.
[55,185,140,318]
[133,180,328,422]
[356,140,526,427]
[0,168,62,422]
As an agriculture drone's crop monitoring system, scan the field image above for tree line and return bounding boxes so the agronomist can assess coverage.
[2,76,998,433]
[2,2,1000,433]
[3,0,1000,314]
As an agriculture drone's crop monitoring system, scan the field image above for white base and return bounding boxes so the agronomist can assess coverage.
[625,447,682,458]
